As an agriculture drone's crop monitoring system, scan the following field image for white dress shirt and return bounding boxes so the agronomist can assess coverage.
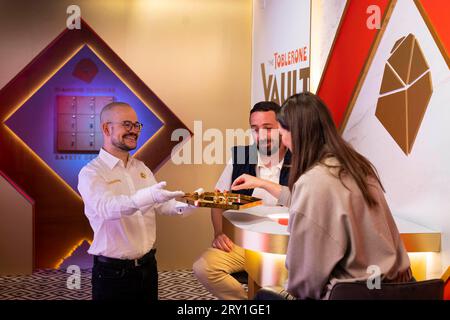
[215,152,285,205]
[78,148,184,260]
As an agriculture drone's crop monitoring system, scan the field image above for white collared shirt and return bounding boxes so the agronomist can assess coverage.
[78,148,181,259]
[215,152,284,205]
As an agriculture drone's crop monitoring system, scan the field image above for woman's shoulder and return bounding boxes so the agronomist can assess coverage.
[293,158,343,194]
[297,157,340,182]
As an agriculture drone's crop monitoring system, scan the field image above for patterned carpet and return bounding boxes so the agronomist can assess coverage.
[0,269,217,300]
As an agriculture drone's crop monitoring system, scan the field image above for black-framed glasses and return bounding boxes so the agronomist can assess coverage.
[107,121,144,132]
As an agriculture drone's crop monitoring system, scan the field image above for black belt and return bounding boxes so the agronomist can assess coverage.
[94,249,156,269]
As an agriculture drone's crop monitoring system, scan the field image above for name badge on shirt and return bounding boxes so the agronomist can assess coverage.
[107,179,121,185]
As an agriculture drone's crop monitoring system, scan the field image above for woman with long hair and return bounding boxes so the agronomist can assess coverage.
[231,92,412,299]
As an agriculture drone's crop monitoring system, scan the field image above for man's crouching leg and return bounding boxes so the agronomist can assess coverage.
[193,246,247,300]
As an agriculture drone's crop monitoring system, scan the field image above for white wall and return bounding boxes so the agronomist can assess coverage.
[251,0,311,105]
[310,0,347,93]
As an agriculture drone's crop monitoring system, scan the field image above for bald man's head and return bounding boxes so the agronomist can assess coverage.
[100,102,140,152]
[100,102,134,124]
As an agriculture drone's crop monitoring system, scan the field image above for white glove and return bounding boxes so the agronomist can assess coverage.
[150,181,185,203]
[175,201,197,215]
[132,181,185,209]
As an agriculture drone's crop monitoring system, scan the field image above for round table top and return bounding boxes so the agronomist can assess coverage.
[224,205,289,235]
[223,205,441,254]
[222,205,290,254]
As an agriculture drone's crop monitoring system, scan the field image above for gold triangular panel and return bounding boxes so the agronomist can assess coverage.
[408,38,430,84]
[391,36,406,54]
[407,72,433,152]
[388,34,415,85]
[380,63,404,94]
[375,90,409,154]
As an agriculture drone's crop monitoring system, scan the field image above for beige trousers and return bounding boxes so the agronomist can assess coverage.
[193,245,247,300]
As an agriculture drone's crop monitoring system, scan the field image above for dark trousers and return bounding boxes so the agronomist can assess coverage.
[91,250,158,301]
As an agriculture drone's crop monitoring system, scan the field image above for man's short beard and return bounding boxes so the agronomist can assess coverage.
[113,140,135,151]
[257,141,280,157]
[112,134,137,151]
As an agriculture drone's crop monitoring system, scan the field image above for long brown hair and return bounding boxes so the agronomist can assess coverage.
[277,92,384,207]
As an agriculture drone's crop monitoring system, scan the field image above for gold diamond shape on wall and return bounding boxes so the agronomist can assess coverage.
[375,33,433,155]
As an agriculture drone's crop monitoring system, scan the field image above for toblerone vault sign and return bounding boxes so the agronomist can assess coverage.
[251,0,311,106]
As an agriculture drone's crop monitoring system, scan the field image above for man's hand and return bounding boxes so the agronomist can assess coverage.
[231,174,263,191]
[212,233,234,252]
[149,181,185,203]
[132,181,184,209]
[232,175,284,200]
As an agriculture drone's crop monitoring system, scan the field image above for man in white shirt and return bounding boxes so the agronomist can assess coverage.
[78,102,191,301]
[192,101,290,299]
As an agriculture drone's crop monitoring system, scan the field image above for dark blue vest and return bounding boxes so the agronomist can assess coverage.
[231,145,291,196]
